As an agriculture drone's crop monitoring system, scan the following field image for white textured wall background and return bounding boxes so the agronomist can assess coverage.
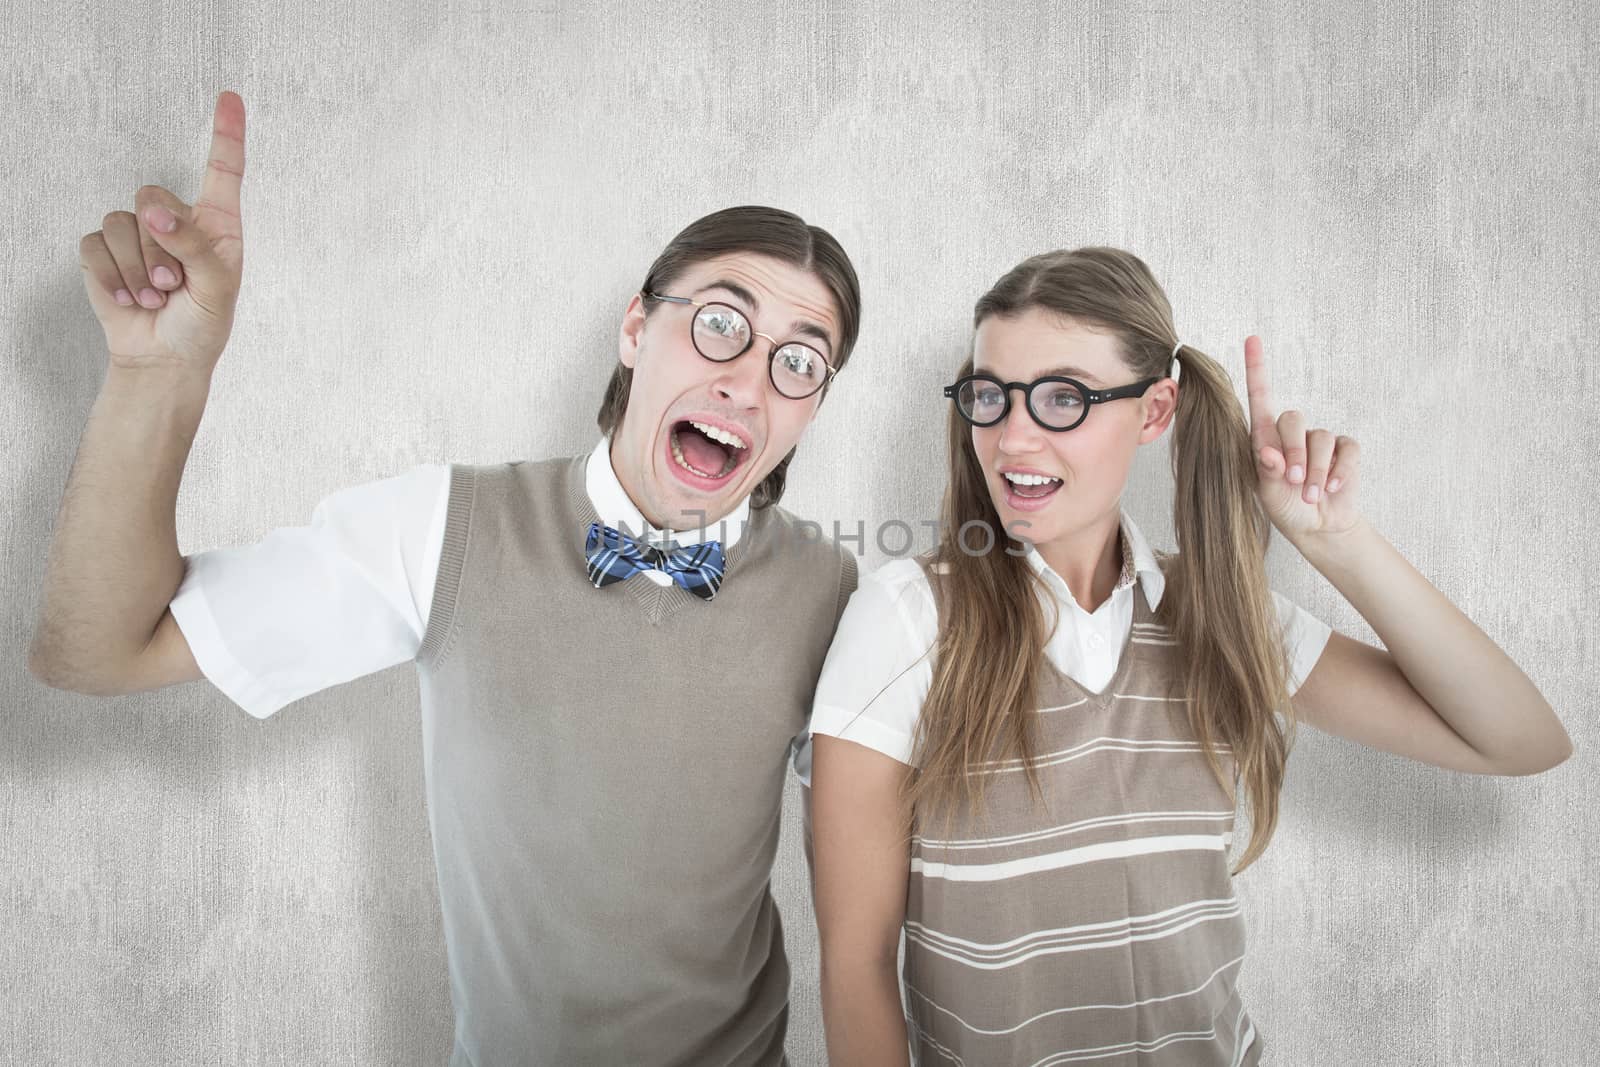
[4,1,1596,1064]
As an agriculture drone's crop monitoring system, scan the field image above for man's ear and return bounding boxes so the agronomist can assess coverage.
[618,293,648,370]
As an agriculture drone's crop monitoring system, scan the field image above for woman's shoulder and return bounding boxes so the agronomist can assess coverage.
[862,554,935,589]
[846,555,940,635]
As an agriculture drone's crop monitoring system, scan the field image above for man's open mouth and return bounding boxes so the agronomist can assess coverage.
[669,419,749,481]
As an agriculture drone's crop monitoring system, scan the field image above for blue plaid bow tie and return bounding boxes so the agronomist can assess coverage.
[583,521,725,601]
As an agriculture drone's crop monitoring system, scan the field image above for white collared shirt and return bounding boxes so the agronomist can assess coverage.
[794,509,1332,785]
[583,436,749,583]
[169,439,746,719]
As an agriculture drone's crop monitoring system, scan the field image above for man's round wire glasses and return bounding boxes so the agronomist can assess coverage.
[642,291,836,400]
[943,372,1163,432]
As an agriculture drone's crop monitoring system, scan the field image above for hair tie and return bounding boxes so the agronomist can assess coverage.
[1169,340,1182,380]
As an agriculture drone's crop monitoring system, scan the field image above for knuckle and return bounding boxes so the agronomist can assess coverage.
[194,196,240,221]
[118,253,150,280]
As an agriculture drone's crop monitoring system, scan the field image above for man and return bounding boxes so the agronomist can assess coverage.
[29,89,861,1066]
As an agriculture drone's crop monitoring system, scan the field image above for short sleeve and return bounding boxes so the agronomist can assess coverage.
[790,544,864,782]
[1271,588,1334,696]
[792,558,938,786]
[168,463,452,720]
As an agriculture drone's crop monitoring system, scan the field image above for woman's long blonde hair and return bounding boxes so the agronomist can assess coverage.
[906,247,1297,875]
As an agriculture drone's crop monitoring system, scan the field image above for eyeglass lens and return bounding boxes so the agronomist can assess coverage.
[957,378,1087,430]
[691,303,828,399]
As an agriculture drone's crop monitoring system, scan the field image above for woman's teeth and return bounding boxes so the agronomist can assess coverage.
[1003,472,1061,486]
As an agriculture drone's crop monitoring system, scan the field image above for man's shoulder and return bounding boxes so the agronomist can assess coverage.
[434,454,588,533]
[446,453,585,489]
[753,503,859,576]
[467,452,585,474]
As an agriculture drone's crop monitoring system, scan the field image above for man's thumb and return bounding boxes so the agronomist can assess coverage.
[134,186,234,312]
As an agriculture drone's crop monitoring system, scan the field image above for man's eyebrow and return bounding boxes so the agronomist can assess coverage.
[691,279,837,356]
[786,320,835,354]
[692,279,760,310]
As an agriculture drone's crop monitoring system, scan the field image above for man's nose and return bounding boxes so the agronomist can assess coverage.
[711,346,769,406]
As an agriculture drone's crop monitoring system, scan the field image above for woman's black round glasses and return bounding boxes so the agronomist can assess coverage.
[944,372,1164,432]
[642,291,836,400]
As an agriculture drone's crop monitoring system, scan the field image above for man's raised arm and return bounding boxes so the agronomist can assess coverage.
[28,90,247,695]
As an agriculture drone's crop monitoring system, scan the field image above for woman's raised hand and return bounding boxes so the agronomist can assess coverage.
[1244,334,1364,541]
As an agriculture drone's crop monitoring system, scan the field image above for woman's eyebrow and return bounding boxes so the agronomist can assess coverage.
[1038,364,1104,384]
[978,363,1106,385]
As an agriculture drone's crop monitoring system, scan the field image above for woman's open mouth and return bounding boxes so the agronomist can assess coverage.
[1001,470,1062,511]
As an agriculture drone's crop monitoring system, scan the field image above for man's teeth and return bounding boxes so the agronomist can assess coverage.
[671,433,735,479]
[1003,472,1062,486]
[688,420,747,450]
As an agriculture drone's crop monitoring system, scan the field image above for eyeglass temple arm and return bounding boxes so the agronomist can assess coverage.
[1083,377,1159,403]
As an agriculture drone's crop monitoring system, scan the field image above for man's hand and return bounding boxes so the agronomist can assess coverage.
[77,90,247,372]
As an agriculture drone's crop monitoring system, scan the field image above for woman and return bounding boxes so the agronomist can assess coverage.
[806,247,1571,1065]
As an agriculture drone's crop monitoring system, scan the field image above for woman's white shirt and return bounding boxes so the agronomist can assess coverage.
[794,510,1333,785]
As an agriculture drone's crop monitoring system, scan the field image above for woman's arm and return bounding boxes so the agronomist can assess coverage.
[1292,527,1568,771]
[1242,334,1571,776]
[812,734,914,1067]
[1290,521,1571,775]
